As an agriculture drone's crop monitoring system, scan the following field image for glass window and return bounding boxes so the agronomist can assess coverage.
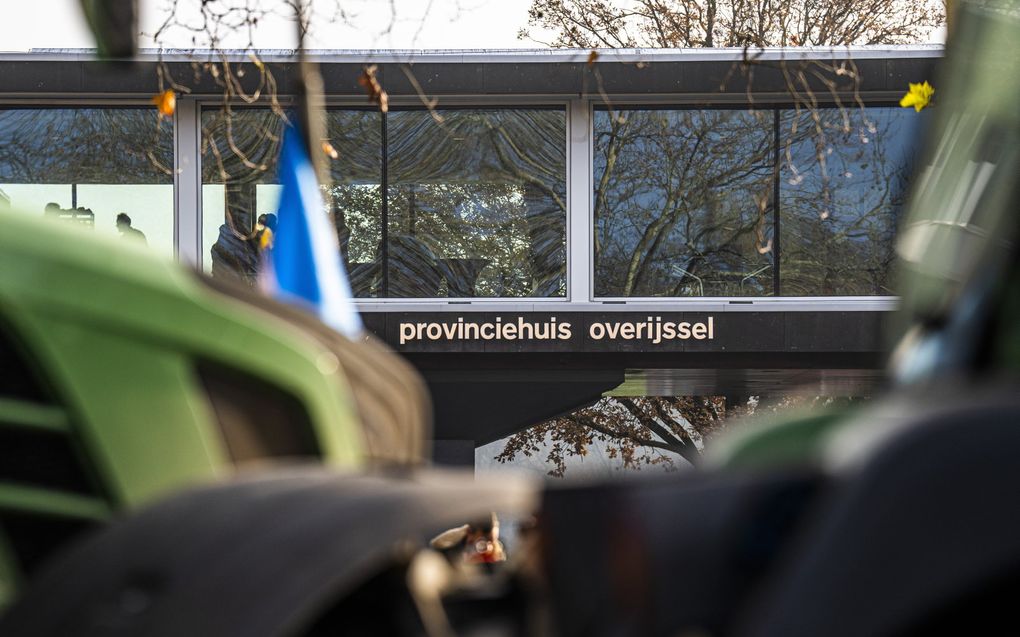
[386,109,566,298]
[0,108,174,256]
[779,107,920,296]
[594,108,775,298]
[331,112,384,298]
[201,107,566,298]
[201,108,383,294]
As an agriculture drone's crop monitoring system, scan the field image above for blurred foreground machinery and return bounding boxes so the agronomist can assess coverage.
[541,3,1020,635]
[3,1,1020,635]
[0,208,432,609]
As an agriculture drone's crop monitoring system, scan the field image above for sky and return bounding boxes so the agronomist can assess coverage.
[0,0,946,52]
[0,0,549,51]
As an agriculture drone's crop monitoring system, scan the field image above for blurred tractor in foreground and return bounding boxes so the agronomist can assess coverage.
[0,208,432,610]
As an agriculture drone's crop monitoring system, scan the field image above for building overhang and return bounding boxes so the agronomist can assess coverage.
[0,47,941,98]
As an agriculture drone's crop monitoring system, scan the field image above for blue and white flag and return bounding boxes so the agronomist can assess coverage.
[262,120,362,338]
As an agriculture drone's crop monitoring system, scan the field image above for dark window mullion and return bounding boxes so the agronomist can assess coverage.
[773,108,781,297]
[381,111,389,298]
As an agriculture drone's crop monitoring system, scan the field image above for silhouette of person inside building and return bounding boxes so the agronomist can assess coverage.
[116,213,147,245]
[209,210,281,285]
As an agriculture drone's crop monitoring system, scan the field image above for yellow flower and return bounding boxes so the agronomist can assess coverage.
[899,81,934,112]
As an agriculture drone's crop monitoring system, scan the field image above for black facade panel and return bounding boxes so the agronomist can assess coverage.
[703,60,784,94]
[359,312,386,336]
[592,62,685,94]
[79,61,159,94]
[693,312,786,352]
[886,57,942,90]
[784,311,884,352]
[380,62,488,95]
[479,63,585,94]
[857,58,894,91]
[320,63,391,96]
[0,55,938,97]
[0,61,85,94]
[427,370,623,443]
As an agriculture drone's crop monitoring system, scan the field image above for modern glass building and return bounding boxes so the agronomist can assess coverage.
[0,48,940,461]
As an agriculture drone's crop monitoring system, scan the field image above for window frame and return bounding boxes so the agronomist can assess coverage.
[0,100,179,259]
[0,92,908,312]
[588,95,909,306]
[195,97,573,303]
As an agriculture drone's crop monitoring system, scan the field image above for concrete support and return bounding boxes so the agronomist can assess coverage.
[424,369,625,447]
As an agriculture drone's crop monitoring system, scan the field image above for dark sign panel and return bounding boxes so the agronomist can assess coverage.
[366,312,882,355]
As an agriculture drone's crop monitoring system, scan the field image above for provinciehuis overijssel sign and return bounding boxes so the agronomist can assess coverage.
[399,315,714,345]
[361,312,880,354]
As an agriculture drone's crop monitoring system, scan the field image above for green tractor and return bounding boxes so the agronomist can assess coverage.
[0,209,433,609]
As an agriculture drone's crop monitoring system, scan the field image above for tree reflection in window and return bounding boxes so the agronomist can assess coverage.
[385,109,566,298]
[201,107,566,298]
[780,107,920,296]
[594,105,920,297]
[594,108,775,297]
